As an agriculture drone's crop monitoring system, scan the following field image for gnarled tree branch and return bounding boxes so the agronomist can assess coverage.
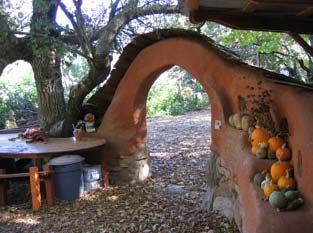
[95,4,180,60]
[288,32,313,57]
[0,13,32,76]
[59,1,93,61]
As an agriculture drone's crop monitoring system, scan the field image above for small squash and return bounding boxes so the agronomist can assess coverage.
[260,141,269,149]
[278,170,296,190]
[233,113,242,129]
[286,198,304,211]
[248,126,255,136]
[251,145,259,155]
[241,114,252,131]
[270,161,292,183]
[276,144,291,161]
[269,191,288,209]
[248,126,256,143]
[256,147,267,159]
[284,190,301,202]
[253,171,267,187]
[261,174,271,189]
[228,114,235,127]
[263,177,278,198]
[268,136,285,152]
[267,149,276,160]
[251,127,270,147]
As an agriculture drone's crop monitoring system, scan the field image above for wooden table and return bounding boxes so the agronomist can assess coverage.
[0,134,107,210]
[0,133,106,161]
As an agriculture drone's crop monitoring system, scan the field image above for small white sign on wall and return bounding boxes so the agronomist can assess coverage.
[214,120,222,130]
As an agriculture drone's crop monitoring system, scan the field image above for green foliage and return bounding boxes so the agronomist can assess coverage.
[0,100,9,129]
[222,30,283,53]
[147,68,209,117]
[0,61,38,129]
[220,29,313,81]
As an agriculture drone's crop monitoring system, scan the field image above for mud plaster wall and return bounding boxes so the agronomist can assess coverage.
[95,36,313,233]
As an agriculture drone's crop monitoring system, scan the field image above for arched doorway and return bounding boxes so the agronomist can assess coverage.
[146,66,211,194]
[96,36,228,180]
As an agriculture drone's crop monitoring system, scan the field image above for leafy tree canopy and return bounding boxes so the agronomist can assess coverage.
[0,0,312,133]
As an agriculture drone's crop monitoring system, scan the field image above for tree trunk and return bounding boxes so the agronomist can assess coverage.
[30,0,66,133]
[61,63,111,136]
[32,54,65,131]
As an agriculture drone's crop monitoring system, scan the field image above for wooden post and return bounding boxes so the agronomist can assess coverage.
[32,159,42,169]
[43,165,54,206]
[0,169,7,206]
[29,167,41,211]
[101,161,109,189]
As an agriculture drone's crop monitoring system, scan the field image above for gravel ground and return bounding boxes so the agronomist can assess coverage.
[0,110,239,233]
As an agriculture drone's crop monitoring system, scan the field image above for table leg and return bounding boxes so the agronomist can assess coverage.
[0,169,7,206]
[29,166,41,211]
[101,161,110,189]
[43,165,54,206]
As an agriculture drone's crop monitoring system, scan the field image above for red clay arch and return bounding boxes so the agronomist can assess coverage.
[97,37,237,156]
[95,31,313,233]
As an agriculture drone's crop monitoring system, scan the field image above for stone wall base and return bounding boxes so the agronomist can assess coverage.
[109,147,151,184]
[202,153,242,231]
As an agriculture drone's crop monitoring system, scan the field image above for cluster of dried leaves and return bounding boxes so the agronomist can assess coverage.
[0,110,239,233]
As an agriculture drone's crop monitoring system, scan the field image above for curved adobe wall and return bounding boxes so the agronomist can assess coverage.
[96,35,313,233]
[97,38,229,157]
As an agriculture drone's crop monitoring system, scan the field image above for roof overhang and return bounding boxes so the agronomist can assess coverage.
[180,0,313,34]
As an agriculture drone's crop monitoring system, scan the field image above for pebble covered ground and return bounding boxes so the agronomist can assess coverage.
[0,110,239,233]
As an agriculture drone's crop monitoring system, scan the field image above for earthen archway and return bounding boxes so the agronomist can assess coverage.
[98,36,227,159]
[95,30,313,233]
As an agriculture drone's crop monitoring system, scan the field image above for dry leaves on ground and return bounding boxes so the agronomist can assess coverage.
[0,110,239,233]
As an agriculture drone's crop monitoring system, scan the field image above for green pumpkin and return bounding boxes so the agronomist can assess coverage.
[256,147,267,159]
[286,198,304,211]
[253,171,267,187]
[269,191,288,209]
[284,190,301,202]
[259,141,269,149]
[267,149,276,160]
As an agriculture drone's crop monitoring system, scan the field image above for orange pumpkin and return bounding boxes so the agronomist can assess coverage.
[276,145,291,161]
[271,161,292,183]
[251,145,259,155]
[268,137,284,152]
[251,127,270,146]
[278,170,296,190]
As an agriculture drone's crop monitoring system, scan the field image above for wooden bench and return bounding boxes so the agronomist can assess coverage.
[0,165,54,211]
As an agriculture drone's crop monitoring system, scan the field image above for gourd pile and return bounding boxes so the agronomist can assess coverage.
[253,165,304,211]
[228,113,304,211]
[249,127,304,211]
[228,113,253,131]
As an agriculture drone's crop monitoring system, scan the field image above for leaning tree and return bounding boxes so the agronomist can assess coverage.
[0,0,179,136]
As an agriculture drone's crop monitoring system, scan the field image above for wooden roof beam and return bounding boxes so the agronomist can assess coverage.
[187,0,200,24]
[187,0,199,11]
[242,1,260,13]
[191,9,313,34]
[250,0,313,4]
[297,7,313,17]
